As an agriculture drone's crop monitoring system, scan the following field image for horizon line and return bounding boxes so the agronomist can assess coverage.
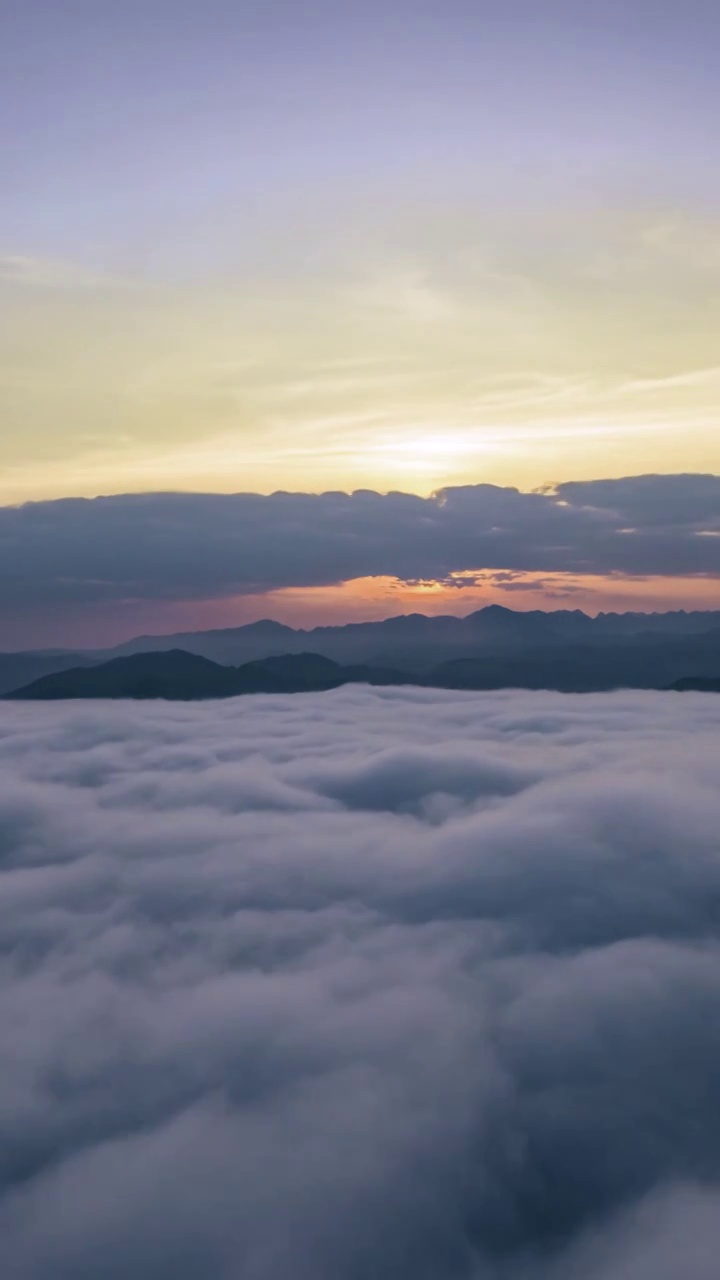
[6,600,720,657]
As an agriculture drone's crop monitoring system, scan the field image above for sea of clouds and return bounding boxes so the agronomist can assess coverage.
[1,685,720,1279]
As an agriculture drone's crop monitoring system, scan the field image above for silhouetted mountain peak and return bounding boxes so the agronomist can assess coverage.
[5,649,231,701]
[475,604,515,617]
[3,606,720,696]
[237,619,296,636]
[103,649,223,673]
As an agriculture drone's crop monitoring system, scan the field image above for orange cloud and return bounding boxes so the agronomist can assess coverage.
[180,571,720,635]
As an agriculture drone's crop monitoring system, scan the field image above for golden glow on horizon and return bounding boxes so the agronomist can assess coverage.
[5,567,718,651]
[2,206,720,504]
[247,573,720,629]
[57,573,720,651]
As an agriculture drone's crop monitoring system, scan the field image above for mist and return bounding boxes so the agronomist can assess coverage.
[1,686,719,1278]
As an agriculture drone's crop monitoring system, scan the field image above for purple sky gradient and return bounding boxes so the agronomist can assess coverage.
[3,0,719,268]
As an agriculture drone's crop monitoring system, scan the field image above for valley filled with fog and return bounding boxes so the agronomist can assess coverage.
[1,686,719,1277]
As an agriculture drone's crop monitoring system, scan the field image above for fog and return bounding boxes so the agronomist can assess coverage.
[1,686,719,1278]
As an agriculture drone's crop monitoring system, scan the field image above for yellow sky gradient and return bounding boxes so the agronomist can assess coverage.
[2,206,719,506]
[2,1,719,649]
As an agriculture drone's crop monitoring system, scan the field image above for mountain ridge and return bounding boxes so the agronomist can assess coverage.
[5,637,720,701]
[89,604,720,672]
[2,606,719,695]
[4,650,407,701]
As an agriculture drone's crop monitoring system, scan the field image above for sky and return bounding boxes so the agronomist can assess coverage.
[1,0,719,644]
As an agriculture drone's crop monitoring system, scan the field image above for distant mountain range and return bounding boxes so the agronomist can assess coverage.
[90,604,720,670]
[3,605,719,699]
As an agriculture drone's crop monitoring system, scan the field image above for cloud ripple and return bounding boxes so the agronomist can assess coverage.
[0,686,719,1278]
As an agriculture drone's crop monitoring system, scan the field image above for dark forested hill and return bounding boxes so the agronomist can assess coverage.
[5,606,720,696]
[5,633,719,700]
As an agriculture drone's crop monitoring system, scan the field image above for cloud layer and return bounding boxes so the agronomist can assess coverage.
[1,686,720,1277]
[1,473,719,614]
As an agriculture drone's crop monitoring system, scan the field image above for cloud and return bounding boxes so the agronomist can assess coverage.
[0,473,718,614]
[553,473,720,529]
[0,686,719,1277]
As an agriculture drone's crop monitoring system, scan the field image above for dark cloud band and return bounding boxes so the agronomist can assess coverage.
[1,473,718,610]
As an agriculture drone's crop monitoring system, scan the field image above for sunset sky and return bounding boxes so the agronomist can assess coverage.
[1,0,718,646]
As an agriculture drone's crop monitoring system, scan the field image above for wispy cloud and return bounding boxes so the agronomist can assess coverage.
[345,265,458,322]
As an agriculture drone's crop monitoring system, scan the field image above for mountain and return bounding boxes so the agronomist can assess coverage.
[430,633,720,692]
[0,651,99,696]
[5,635,720,700]
[4,650,242,701]
[3,606,719,695]
[232,653,359,693]
[75,605,720,671]
[4,650,408,701]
